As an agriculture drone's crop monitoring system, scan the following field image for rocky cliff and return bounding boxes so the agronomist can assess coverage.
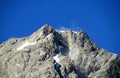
[0,24,120,78]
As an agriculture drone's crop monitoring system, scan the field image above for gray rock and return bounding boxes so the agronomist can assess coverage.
[0,24,119,78]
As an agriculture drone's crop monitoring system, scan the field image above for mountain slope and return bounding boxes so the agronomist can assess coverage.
[0,24,120,78]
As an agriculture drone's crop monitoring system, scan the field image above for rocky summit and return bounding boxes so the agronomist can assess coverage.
[0,24,120,78]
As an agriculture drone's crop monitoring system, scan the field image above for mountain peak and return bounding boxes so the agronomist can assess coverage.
[0,24,120,78]
[31,24,54,39]
[40,24,53,31]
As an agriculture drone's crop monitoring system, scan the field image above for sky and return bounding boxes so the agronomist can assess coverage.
[0,0,120,56]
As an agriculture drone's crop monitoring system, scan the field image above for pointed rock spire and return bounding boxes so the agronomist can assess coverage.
[31,24,55,39]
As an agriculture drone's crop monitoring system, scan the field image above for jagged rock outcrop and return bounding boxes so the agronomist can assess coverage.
[0,24,120,78]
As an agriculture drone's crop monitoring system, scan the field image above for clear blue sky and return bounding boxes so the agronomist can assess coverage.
[0,0,120,55]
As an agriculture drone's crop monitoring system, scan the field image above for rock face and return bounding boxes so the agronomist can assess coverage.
[0,24,120,78]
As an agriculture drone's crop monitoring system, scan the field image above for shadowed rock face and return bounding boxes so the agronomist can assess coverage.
[0,24,120,78]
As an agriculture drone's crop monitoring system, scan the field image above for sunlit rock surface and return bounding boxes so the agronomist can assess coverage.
[0,24,120,78]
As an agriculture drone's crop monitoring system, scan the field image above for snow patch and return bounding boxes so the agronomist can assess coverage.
[73,31,77,33]
[40,52,46,56]
[60,31,65,32]
[53,54,60,63]
[66,74,69,78]
[17,41,36,50]
[58,46,63,51]
[111,52,118,56]
[60,30,77,33]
